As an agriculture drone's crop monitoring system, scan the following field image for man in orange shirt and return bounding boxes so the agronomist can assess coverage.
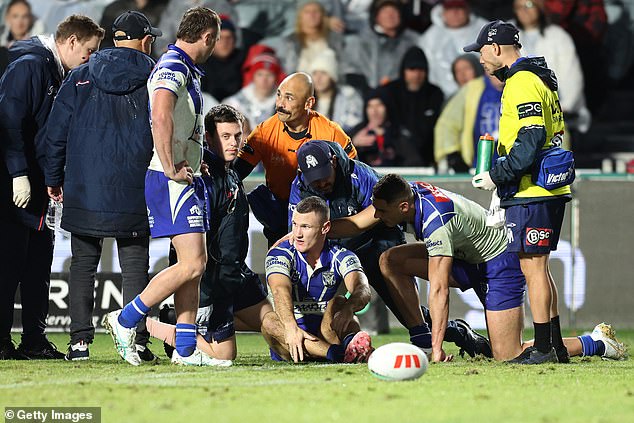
[235,72,356,245]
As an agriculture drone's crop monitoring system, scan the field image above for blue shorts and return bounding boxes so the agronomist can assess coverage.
[451,251,526,311]
[145,170,209,238]
[505,199,567,254]
[270,314,323,361]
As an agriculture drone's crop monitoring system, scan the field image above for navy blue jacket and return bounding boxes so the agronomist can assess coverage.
[45,47,155,237]
[0,37,63,229]
[289,141,404,251]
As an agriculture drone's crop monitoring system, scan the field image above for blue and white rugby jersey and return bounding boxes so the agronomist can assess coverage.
[265,240,364,320]
[410,182,507,264]
[147,44,205,175]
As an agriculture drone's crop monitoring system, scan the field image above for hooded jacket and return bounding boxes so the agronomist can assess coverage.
[45,47,155,237]
[381,46,444,166]
[418,4,488,98]
[0,36,63,230]
[342,1,418,90]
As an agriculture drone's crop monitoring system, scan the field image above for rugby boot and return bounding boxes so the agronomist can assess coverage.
[555,345,570,363]
[453,318,493,358]
[136,343,159,363]
[507,346,558,364]
[344,331,374,363]
[171,348,232,367]
[591,323,628,360]
[103,309,141,366]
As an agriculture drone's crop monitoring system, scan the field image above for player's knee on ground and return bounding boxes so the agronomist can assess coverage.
[210,337,237,360]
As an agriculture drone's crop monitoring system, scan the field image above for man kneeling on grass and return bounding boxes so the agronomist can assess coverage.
[261,196,374,363]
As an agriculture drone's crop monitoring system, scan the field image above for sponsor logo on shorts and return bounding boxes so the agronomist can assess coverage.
[517,102,542,119]
[426,239,443,249]
[189,205,202,216]
[525,228,552,246]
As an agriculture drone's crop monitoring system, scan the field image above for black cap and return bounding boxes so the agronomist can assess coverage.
[297,140,334,185]
[463,20,521,53]
[113,11,162,41]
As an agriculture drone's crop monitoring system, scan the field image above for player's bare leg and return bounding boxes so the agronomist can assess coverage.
[235,300,274,332]
[321,296,360,344]
[486,307,524,360]
[260,312,330,361]
[140,232,206,320]
[379,243,429,327]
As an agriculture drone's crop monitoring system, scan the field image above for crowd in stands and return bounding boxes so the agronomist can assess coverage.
[1,0,634,171]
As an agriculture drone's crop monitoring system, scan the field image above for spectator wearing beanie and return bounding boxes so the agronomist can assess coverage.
[381,46,444,166]
[308,48,363,133]
[200,15,246,101]
[225,46,284,131]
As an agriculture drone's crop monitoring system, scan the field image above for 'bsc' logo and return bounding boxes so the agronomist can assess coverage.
[526,228,552,246]
[394,354,422,369]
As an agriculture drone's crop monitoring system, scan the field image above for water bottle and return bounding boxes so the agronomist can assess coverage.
[45,200,63,231]
[476,133,495,175]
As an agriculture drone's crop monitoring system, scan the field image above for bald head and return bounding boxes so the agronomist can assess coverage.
[280,72,314,100]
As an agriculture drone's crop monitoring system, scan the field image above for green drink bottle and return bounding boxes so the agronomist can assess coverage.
[476,133,495,174]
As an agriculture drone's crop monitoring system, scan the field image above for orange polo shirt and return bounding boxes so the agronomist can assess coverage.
[237,110,357,201]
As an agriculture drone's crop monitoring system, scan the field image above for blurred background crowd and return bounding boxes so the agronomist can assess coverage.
[1,0,633,172]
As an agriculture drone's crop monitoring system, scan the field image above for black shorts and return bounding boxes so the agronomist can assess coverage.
[200,262,268,342]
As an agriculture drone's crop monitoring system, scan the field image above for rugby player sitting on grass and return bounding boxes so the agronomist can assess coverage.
[261,196,374,363]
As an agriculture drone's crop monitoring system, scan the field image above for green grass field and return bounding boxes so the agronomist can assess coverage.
[1,329,633,423]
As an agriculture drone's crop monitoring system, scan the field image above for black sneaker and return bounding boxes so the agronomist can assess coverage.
[454,319,493,358]
[159,304,176,359]
[507,346,558,364]
[555,345,570,363]
[65,340,89,361]
[0,338,29,360]
[136,343,159,363]
[17,337,65,360]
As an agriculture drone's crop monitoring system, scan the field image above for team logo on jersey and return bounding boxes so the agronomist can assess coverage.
[526,228,552,246]
[322,271,336,287]
[305,155,319,168]
[517,102,542,119]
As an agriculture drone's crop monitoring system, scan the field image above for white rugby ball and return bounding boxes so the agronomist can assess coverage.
[368,342,428,381]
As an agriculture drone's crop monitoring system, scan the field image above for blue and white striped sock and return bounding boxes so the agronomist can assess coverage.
[118,295,150,328]
[578,335,605,357]
[175,323,197,357]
